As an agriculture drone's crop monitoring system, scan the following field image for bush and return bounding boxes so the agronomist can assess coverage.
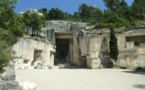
[0,29,17,46]
[0,50,10,71]
[0,29,14,71]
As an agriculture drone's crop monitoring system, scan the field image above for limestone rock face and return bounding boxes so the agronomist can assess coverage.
[13,38,55,69]
[12,20,145,69]
[78,28,145,69]
[88,35,102,68]
[46,20,87,32]
[115,29,145,69]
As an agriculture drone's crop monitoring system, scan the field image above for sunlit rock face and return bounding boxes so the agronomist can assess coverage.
[46,20,87,32]
[116,29,145,69]
[13,38,55,69]
[13,20,145,69]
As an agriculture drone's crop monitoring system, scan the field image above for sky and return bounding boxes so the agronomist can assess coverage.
[15,0,134,14]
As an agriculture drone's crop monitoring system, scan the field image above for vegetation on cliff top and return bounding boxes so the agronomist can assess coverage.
[38,0,145,28]
[0,0,24,70]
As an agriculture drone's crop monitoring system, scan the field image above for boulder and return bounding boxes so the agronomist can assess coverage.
[0,81,19,90]
[1,61,16,81]
[0,81,37,90]
[19,81,36,90]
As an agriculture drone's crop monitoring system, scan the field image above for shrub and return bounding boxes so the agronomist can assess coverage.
[109,28,119,65]
[0,50,10,71]
[0,29,14,71]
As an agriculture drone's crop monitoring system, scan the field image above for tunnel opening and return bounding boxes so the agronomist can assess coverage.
[55,39,70,65]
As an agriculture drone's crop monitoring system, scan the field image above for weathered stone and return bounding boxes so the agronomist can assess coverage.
[87,55,101,69]
[12,20,145,69]
[19,82,36,90]
[46,20,87,32]
[0,81,36,90]
[0,81,19,90]
[13,38,55,69]
[1,61,16,81]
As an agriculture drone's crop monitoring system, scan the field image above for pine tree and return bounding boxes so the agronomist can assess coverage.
[109,28,119,65]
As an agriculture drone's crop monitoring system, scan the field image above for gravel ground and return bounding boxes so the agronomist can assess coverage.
[16,69,145,90]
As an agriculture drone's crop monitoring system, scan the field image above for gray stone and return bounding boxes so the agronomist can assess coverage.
[0,81,19,90]
[1,61,16,81]
[0,81,37,90]
[19,82,36,90]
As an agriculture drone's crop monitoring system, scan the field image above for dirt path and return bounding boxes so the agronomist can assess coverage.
[16,69,145,90]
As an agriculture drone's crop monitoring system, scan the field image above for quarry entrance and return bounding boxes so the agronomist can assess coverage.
[55,39,70,65]
[55,32,73,66]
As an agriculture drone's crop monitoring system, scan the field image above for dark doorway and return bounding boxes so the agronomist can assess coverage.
[31,49,42,66]
[55,39,70,65]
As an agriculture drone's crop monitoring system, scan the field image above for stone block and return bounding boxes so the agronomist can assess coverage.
[87,56,100,69]
[1,62,16,81]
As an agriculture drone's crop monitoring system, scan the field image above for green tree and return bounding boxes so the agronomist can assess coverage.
[30,12,45,30]
[63,12,73,20]
[130,0,145,20]
[0,30,13,70]
[0,49,10,70]
[21,10,45,34]
[0,8,24,36]
[78,3,103,23]
[103,0,122,11]
[117,0,129,18]
[38,8,49,20]
[0,0,17,13]
[90,6,103,24]
[73,12,81,21]
[102,0,130,27]
[109,28,119,65]
[48,8,65,20]
[79,3,92,21]
[0,0,24,70]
